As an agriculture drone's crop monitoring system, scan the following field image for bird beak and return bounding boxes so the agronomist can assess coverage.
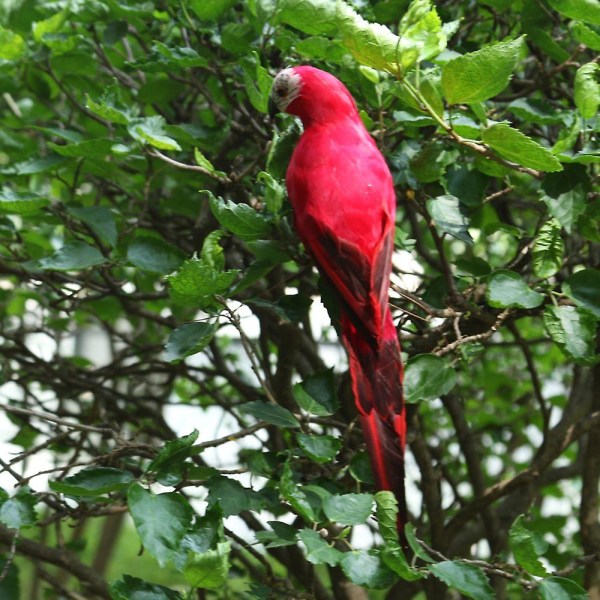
[268,95,278,119]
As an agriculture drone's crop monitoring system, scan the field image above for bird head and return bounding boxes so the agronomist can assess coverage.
[269,66,359,125]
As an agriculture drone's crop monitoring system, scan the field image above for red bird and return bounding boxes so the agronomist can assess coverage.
[270,66,407,535]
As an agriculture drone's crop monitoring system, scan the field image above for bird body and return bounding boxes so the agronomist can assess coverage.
[270,66,407,534]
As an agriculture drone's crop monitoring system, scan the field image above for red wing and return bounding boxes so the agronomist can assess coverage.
[299,212,394,343]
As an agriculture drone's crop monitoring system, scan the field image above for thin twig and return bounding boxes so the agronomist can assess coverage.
[147,148,231,183]
[391,283,462,318]
[190,422,268,453]
[1,404,114,434]
[435,309,511,356]
[217,299,278,404]
[417,535,537,590]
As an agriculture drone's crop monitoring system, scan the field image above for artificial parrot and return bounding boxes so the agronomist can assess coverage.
[269,66,407,535]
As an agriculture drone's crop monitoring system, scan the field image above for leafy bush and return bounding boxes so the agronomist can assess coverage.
[0,0,598,598]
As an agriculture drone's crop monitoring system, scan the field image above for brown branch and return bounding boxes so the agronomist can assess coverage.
[441,393,504,555]
[445,409,600,539]
[0,524,110,599]
[507,321,550,434]
[409,413,445,548]
[580,361,600,595]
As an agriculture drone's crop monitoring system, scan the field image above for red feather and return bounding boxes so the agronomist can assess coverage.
[279,66,407,535]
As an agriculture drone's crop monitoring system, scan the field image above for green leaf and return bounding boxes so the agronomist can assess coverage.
[242,54,273,113]
[552,118,581,156]
[292,369,339,416]
[1,155,67,176]
[294,35,348,62]
[257,171,285,214]
[323,493,374,526]
[184,542,231,589]
[255,521,299,548]
[404,354,457,403]
[247,294,313,323]
[206,476,265,517]
[277,0,416,73]
[441,37,523,104]
[340,550,397,589]
[508,515,548,577]
[42,33,80,56]
[246,240,291,264]
[381,542,426,581]
[164,321,218,363]
[38,241,107,271]
[103,21,128,46]
[67,206,117,248]
[296,432,342,464]
[48,138,115,158]
[482,124,563,172]
[241,400,299,428]
[280,463,321,522]
[538,577,589,600]
[221,22,256,54]
[427,194,473,244]
[405,523,436,562]
[396,0,447,70]
[128,43,209,72]
[486,270,544,309]
[540,170,587,234]
[532,219,564,278]
[429,561,494,599]
[0,190,49,215]
[570,21,600,50]
[546,0,600,25]
[277,0,342,35]
[446,166,488,208]
[266,125,302,180]
[190,0,237,20]
[375,491,399,544]
[129,116,181,151]
[0,557,20,600]
[410,141,456,183]
[298,529,342,566]
[200,230,226,271]
[349,451,375,485]
[110,574,183,600]
[455,257,492,277]
[127,234,185,274]
[85,94,131,125]
[148,430,199,473]
[0,488,37,529]
[33,8,69,43]
[574,62,600,119]
[508,98,567,125]
[49,467,134,497]
[209,194,271,241]
[128,484,194,567]
[579,202,600,243]
[166,252,239,310]
[0,26,26,60]
[563,269,600,317]
[194,149,226,179]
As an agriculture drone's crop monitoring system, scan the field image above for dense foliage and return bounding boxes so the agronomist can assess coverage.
[0,0,599,598]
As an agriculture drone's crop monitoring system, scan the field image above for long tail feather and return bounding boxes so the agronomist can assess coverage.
[342,309,407,537]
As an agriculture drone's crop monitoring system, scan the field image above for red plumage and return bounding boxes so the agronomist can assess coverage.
[271,66,407,535]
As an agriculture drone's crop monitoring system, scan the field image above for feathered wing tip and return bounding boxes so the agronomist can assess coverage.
[342,311,408,541]
[360,410,408,538]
